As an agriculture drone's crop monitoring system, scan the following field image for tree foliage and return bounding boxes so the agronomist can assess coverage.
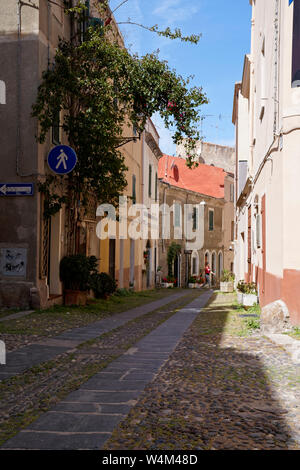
[33,2,207,219]
[167,242,182,277]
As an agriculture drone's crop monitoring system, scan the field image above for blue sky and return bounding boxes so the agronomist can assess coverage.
[110,0,252,155]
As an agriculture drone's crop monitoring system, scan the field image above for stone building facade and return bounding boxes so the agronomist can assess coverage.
[176,141,235,174]
[0,0,159,308]
[158,155,234,287]
[232,0,300,325]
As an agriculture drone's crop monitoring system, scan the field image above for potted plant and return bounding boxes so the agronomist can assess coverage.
[242,282,258,306]
[90,272,117,300]
[236,280,246,304]
[188,276,197,288]
[60,255,98,306]
[220,270,235,292]
[162,276,175,288]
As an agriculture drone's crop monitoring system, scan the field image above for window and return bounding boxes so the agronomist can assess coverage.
[231,221,235,241]
[174,203,181,228]
[230,184,234,202]
[148,164,152,198]
[256,213,261,248]
[208,210,214,231]
[192,207,197,230]
[0,80,6,104]
[52,110,60,145]
[292,0,300,87]
[155,172,158,202]
[132,175,136,204]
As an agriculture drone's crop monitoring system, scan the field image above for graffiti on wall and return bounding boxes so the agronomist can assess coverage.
[0,248,27,277]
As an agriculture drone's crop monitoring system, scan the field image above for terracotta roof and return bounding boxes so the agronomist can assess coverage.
[158,154,225,199]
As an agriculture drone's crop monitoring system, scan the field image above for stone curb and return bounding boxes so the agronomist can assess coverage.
[264,333,300,365]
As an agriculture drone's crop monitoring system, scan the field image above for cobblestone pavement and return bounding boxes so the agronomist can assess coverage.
[104,293,300,450]
[0,290,179,353]
[0,291,187,381]
[0,289,204,447]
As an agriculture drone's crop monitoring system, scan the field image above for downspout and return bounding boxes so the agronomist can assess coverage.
[16,0,40,177]
[274,0,280,135]
[16,0,22,177]
[141,129,145,288]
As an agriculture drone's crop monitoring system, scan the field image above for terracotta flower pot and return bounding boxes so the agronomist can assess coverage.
[64,290,87,306]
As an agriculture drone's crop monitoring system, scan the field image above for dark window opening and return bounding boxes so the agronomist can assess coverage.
[132,174,136,204]
[148,164,152,198]
[292,0,300,87]
[209,210,214,231]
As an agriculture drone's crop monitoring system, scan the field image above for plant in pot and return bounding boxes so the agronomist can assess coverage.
[90,272,117,299]
[188,276,197,288]
[242,282,258,307]
[162,276,175,288]
[220,270,235,293]
[60,255,98,306]
[236,280,246,304]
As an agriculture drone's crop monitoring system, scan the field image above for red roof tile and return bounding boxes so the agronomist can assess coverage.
[158,155,225,199]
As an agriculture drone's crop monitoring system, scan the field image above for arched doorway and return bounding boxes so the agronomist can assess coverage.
[218,251,223,279]
[211,252,216,286]
[174,254,181,287]
[191,251,199,276]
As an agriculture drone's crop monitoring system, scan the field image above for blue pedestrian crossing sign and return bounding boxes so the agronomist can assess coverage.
[47,145,77,175]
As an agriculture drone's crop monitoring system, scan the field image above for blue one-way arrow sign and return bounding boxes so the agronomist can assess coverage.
[0,183,34,196]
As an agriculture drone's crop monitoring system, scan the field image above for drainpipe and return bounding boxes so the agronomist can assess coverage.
[16,0,40,177]
[273,0,280,136]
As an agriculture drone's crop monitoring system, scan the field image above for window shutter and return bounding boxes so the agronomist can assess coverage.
[132,175,136,204]
[192,207,198,230]
[256,214,261,248]
[148,165,152,198]
[174,204,181,228]
[209,210,214,231]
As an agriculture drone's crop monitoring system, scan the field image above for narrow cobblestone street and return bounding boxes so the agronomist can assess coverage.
[104,292,300,451]
[0,290,299,450]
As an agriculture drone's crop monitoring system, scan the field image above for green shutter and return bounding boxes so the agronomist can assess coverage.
[148,165,152,197]
[192,207,197,230]
[209,210,214,231]
[132,174,136,204]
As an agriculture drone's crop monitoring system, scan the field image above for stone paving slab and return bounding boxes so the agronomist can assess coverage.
[0,310,34,322]
[2,431,111,450]
[1,290,213,449]
[0,291,186,382]
[52,403,133,414]
[264,333,300,365]
[28,412,123,433]
[103,293,300,451]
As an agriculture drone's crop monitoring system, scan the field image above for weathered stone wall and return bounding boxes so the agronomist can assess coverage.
[176,141,235,174]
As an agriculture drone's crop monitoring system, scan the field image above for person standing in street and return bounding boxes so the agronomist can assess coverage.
[204,262,214,288]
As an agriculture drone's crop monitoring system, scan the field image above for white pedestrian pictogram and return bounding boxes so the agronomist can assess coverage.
[56,149,68,170]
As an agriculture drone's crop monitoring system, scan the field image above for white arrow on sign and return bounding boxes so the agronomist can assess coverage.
[0,185,32,195]
[9,186,32,193]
